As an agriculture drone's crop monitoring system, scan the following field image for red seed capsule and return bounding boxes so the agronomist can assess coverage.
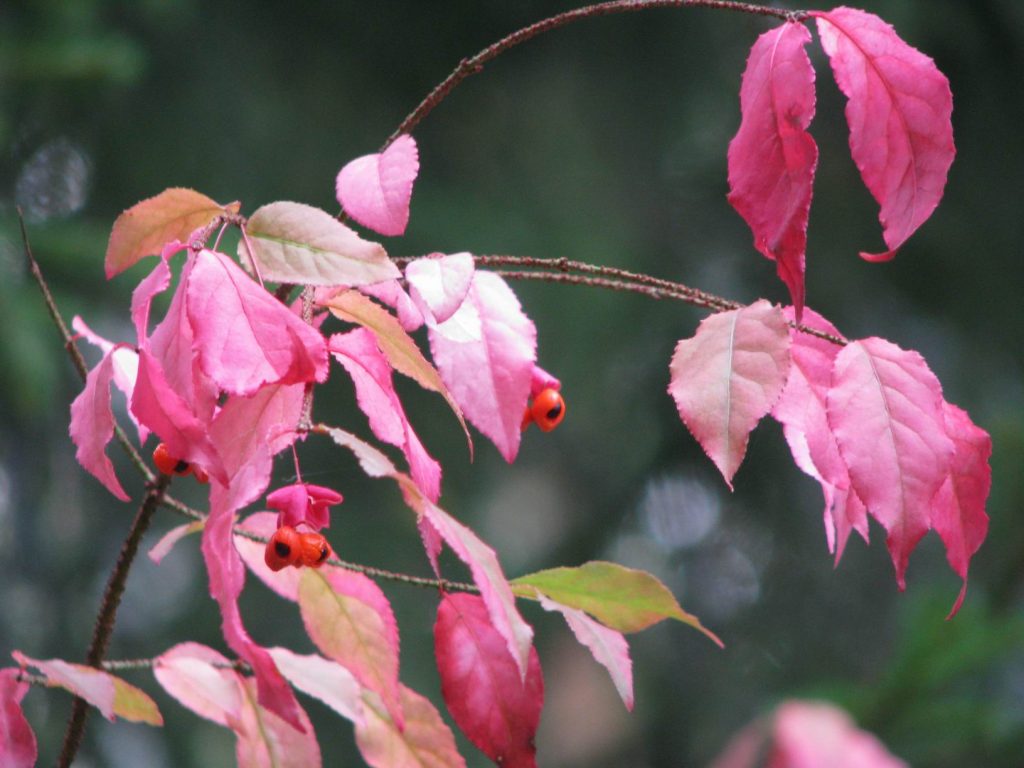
[153,442,192,476]
[530,388,565,432]
[298,532,332,568]
[264,526,302,572]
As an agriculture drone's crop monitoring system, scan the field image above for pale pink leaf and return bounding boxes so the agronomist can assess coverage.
[932,402,991,617]
[325,290,472,451]
[267,648,363,724]
[727,22,817,321]
[668,300,791,488]
[336,134,420,237]
[827,338,954,587]
[235,512,303,601]
[428,271,537,463]
[235,678,321,768]
[154,643,243,728]
[0,669,37,768]
[298,567,404,730]
[405,252,475,324]
[187,249,328,396]
[73,316,148,444]
[771,700,908,768]
[130,254,172,344]
[356,684,466,768]
[69,350,130,501]
[330,328,441,502]
[355,279,425,332]
[105,187,238,278]
[241,201,398,285]
[537,594,633,711]
[201,485,304,732]
[415,496,534,678]
[12,653,160,725]
[434,592,543,768]
[813,7,955,262]
[148,520,205,564]
[322,426,399,479]
[131,348,227,485]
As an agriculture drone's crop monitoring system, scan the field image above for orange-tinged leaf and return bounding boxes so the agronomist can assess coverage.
[105,188,237,277]
[356,685,466,768]
[512,561,722,646]
[112,676,163,726]
[326,290,472,452]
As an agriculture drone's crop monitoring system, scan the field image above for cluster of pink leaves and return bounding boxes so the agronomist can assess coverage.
[2,6,990,768]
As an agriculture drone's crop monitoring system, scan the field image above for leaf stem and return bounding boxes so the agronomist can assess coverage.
[385,0,804,147]
[56,474,171,768]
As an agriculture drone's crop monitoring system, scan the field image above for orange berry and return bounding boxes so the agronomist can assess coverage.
[264,526,302,572]
[153,442,191,476]
[298,532,332,568]
[530,388,565,432]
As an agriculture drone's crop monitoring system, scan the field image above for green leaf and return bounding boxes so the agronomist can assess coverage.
[242,201,399,286]
[105,187,237,277]
[512,561,722,646]
[112,676,164,726]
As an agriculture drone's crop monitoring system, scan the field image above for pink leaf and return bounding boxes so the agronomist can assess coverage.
[771,700,908,768]
[932,402,991,617]
[234,678,321,768]
[267,648,363,724]
[148,520,204,564]
[104,187,238,278]
[668,300,791,488]
[235,512,303,601]
[428,271,537,463]
[727,22,818,321]
[404,252,475,325]
[434,593,543,768]
[827,338,954,587]
[355,684,466,768]
[130,253,173,345]
[330,328,441,502]
[267,483,343,531]
[201,485,304,732]
[336,134,420,237]
[69,350,130,501]
[154,643,243,728]
[187,249,328,396]
[537,594,633,711]
[355,279,425,332]
[298,567,404,730]
[415,497,534,679]
[0,669,37,768]
[813,7,955,262]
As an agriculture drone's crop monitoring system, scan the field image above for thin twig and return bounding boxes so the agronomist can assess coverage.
[57,474,171,768]
[386,0,803,147]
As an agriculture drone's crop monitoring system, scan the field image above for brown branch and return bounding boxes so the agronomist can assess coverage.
[57,474,171,768]
[385,0,803,147]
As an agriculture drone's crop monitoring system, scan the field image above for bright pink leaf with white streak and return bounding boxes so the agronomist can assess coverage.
[337,134,419,236]
[429,271,537,463]
[187,249,328,397]
[330,328,442,502]
[669,300,791,488]
[813,7,955,262]
[435,593,543,768]
[69,349,130,501]
[932,402,991,617]
[728,22,817,322]
[0,669,36,768]
[405,252,475,325]
[771,307,868,560]
[827,338,954,588]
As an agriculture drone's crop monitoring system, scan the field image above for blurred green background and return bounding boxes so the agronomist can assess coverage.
[2,1,1022,765]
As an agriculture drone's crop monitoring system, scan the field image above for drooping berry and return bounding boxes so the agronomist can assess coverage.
[297,532,332,568]
[264,526,302,572]
[530,388,565,432]
[153,442,192,476]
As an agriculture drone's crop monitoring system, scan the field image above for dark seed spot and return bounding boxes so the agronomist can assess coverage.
[546,403,562,420]
[317,545,329,563]
[174,460,190,473]
[274,541,292,557]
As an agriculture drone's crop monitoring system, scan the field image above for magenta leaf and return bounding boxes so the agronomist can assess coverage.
[932,402,991,617]
[435,593,543,767]
[0,669,37,768]
[298,567,404,730]
[336,134,420,237]
[129,252,173,345]
[234,678,321,768]
[201,485,305,732]
[267,482,343,531]
[428,271,537,463]
[356,684,466,768]
[330,328,442,502]
[104,187,238,278]
[668,300,791,488]
[827,338,955,588]
[536,594,634,711]
[69,350,130,501]
[813,7,954,262]
[404,252,475,325]
[727,21,817,321]
[187,249,328,396]
[242,201,399,285]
